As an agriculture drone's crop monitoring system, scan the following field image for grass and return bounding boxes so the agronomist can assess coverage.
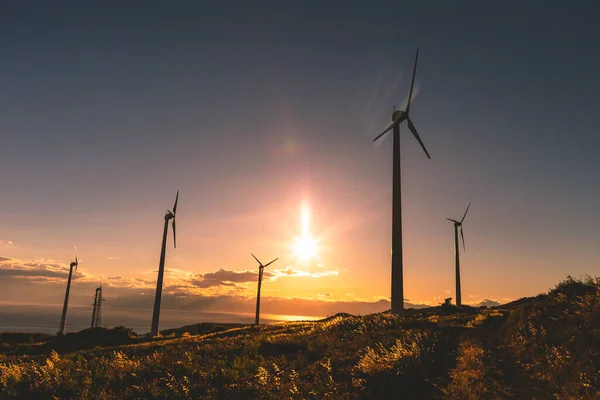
[0,276,599,399]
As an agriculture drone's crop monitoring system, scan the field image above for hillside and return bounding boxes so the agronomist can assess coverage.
[0,276,598,399]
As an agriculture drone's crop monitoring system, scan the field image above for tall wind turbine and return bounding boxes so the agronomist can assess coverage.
[59,247,80,335]
[251,254,278,326]
[447,202,471,308]
[372,48,431,314]
[150,190,178,337]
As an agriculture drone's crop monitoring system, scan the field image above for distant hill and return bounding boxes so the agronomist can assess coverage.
[0,276,598,399]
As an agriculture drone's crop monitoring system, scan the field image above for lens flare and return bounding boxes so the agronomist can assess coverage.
[293,202,319,261]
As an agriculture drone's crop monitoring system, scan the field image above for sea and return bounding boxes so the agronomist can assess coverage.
[0,304,323,335]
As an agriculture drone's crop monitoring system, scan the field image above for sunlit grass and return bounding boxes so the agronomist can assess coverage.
[0,277,598,399]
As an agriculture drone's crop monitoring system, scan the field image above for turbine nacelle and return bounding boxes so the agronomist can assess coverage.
[251,254,279,270]
[446,218,461,227]
[392,109,407,123]
[70,248,80,273]
[447,202,471,251]
[164,190,179,248]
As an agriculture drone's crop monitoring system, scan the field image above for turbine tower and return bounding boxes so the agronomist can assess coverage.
[91,286,105,328]
[150,190,178,337]
[59,247,80,335]
[447,202,471,307]
[251,254,278,326]
[372,48,431,314]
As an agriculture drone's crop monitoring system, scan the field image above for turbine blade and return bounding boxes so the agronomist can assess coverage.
[406,48,419,114]
[372,121,397,142]
[173,190,179,216]
[263,257,279,268]
[407,118,431,159]
[172,219,177,248]
[447,218,458,223]
[461,201,471,223]
[251,253,263,267]
[460,226,466,251]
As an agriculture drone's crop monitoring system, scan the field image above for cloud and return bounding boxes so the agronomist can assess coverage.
[188,269,266,288]
[0,267,67,279]
[107,256,121,260]
[270,266,340,279]
[0,240,13,246]
[0,258,73,282]
[0,258,251,298]
[0,257,434,317]
[0,257,89,285]
[102,276,155,289]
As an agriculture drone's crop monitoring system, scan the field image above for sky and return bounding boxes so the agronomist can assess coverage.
[1,1,599,328]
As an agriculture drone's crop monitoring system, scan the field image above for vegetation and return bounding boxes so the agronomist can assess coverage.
[161,322,246,338]
[0,276,598,399]
[0,327,142,356]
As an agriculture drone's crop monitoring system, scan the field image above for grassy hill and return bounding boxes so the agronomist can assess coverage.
[0,276,598,399]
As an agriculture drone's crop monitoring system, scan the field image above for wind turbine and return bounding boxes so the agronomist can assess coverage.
[150,190,178,337]
[59,247,80,335]
[447,202,471,308]
[91,285,105,328]
[372,48,431,314]
[251,254,278,326]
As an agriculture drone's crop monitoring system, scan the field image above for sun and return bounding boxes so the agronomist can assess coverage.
[294,234,318,261]
[292,202,320,261]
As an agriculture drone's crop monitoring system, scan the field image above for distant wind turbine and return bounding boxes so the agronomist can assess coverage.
[251,254,278,326]
[91,285,105,328]
[150,191,178,337]
[59,247,80,335]
[447,202,471,308]
[372,48,431,314]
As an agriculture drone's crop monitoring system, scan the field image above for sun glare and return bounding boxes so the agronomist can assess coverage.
[294,234,318,260]
[293,202,320,261]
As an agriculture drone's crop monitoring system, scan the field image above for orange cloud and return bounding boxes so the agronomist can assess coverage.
[270,266,340,280]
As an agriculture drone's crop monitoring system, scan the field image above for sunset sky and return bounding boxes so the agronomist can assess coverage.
[1,1,599,324]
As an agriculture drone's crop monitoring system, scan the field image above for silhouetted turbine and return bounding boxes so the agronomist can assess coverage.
[91,286,105,328]
[372,48,431,314]
[59,247,80,335]
[252,254,278,326]
[447,202,471,307]
[150,191,178,337]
